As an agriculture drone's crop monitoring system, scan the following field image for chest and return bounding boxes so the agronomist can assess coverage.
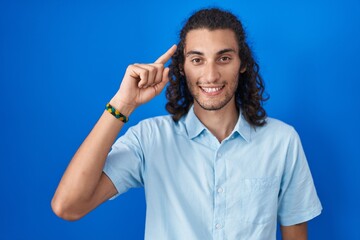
[143,134,286,194]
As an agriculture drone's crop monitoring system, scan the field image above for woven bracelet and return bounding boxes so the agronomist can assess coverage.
[105,103,129,123]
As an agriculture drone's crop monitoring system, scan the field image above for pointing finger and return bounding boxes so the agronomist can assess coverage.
[155,44,177,64]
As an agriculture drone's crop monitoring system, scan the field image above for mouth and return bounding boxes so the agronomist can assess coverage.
[199,86,225,94]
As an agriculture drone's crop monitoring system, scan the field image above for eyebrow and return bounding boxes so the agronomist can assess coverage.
[185,48,236,57]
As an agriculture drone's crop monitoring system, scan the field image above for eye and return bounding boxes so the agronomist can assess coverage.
[218,56,231,63]
[191,58,202,65]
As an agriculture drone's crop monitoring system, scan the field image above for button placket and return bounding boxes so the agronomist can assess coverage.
[213,148,226,238]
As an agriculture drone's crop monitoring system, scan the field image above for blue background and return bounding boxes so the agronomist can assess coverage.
[1,0,359,239]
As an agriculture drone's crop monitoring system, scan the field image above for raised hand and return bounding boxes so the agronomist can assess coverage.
[110,45,177,114]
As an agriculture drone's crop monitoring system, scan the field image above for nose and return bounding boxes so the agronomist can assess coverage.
[203,62,220,83]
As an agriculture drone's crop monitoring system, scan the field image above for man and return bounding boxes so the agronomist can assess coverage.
[52,8,322,240]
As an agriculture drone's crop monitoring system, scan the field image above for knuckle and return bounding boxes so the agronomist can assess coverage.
[155,63,164,69]
[127,64,139,71]
[149,66,157,74]
[159,65,165,72]
[126,65,133,71]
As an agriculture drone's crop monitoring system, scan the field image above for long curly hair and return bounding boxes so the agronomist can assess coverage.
[166,8,268,127]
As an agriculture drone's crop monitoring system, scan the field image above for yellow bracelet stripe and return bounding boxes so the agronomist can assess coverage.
[105,103,129,123]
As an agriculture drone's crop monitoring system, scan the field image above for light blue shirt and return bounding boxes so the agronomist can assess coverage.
[103,107,322,240]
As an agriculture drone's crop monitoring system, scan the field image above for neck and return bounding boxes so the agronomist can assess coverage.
[193,101,239,143]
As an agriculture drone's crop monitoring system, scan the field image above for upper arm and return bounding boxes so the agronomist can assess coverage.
[278,129,322,225]
[81,172,118,216]
[92,172,118,202]
[281,222,307,240]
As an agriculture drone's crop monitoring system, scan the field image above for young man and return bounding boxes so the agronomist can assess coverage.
[52,8,322,240]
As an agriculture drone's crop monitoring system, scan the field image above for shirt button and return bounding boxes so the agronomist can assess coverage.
[217,187,224,193]
[217,153,222,158]
[215,223,222,229]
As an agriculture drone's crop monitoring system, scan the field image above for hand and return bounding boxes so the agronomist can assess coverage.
[111,45,177,114]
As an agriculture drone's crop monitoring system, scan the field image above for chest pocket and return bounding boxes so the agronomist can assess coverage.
[229,177,280,225]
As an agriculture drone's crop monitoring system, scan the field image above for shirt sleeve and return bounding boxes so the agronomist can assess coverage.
[103,126,144,200]
[277,128,322,226]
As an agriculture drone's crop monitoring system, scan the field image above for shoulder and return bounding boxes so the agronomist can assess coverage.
[135,115,177,130]
[264,117,295,133]
[125,115,180,138]
[118,115,186,152]
[253,117,299,143]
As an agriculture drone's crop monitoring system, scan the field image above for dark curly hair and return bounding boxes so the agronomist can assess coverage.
[166,8,268,127]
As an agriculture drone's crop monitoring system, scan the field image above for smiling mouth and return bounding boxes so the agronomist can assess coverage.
[200,86,225,93]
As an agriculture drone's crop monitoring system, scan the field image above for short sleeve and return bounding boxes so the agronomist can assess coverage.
[103,127,144,200]
[277,128,322,226]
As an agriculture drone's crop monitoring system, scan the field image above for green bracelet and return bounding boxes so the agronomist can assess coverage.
[105,103,129,123]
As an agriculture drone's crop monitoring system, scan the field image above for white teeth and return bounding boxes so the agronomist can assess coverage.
[201,87,222,93]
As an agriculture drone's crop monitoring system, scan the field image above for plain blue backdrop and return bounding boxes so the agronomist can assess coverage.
[1,0,359,239]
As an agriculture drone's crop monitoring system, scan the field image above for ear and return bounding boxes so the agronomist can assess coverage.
[180,65,185,75]
[240,65,247,73]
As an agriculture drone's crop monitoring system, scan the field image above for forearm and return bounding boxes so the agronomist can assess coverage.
[52,102,134,218]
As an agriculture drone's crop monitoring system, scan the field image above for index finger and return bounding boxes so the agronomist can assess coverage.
[154,44,177,64]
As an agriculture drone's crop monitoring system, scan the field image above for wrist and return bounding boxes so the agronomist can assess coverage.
[109,95,136,117]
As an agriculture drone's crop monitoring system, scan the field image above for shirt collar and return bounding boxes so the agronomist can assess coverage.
[232,111,252,142]
[183,105,252,142]
[183,105,206,139]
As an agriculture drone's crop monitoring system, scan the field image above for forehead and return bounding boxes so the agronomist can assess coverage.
[184,29,238,53]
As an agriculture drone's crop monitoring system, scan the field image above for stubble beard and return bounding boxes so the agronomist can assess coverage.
[193,94,235,111]
[187,80,238,111]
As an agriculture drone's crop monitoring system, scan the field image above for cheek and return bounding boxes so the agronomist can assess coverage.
[233,64,241,78]
[184,68,198,84]
[225,67,240,80]
[229,71,240,89]
[183,61,205,79]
